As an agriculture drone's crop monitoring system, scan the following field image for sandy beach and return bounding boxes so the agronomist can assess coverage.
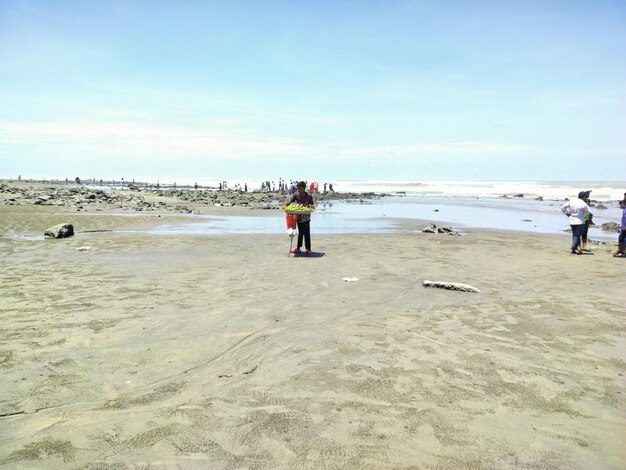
[1,185,625,468]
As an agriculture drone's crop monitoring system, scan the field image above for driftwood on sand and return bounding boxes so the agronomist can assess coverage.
[422,280,481,293]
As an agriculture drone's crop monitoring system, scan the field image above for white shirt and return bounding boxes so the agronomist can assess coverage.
[561,198,591,225]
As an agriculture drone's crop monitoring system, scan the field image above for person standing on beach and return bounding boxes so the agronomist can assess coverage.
[285,181,316,255]
[580,190,595,252]
[561,191,593,255]
[613,199,626,258]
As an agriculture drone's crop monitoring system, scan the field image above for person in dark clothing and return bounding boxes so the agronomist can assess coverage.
[285,181,316,255]
[580,190,594,251]
[614,199,626,258]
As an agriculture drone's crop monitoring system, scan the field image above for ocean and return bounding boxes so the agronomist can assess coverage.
[146,180,625,240]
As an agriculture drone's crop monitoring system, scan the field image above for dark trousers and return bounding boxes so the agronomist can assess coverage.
[570,224,584,251]
[581,220,590,242]
[297,220,311,250]
[619,229,626,245]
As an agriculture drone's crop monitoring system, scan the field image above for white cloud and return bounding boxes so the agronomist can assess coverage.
[342,141,529,159]
[0,121,322,160]
[2,120,621,170]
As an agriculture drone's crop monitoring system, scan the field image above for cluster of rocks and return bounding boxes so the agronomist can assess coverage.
[159,188,282,209]
[0,184,171,212]
[499,193,527,198]
[421,223,461,235]
[0,183,386,213]
[148,188,388,208]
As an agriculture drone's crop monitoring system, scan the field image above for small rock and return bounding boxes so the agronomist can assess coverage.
[44,223,74,239]
[422,280,481,293]
[422,223,460,235]
[602,222,620,232]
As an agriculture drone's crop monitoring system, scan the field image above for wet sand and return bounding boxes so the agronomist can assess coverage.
[0,202,625,468]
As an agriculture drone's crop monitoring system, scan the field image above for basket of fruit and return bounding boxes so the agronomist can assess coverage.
[282,204,314,215]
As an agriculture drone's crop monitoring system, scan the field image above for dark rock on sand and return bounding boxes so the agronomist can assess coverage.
[602,222,620,232]
[595,204,607,210]
[44,223,74,239]
[422,223,460,235]
[422,280,481,293]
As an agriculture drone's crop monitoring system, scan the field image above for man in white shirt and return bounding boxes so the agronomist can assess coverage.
[561,191,593,255]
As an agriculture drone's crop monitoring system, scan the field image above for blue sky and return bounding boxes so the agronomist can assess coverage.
[1,0,625,182]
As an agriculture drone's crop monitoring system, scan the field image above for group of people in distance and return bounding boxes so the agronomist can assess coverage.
[561,190,626,258]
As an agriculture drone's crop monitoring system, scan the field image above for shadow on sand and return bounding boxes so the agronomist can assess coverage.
[290,252,325,258]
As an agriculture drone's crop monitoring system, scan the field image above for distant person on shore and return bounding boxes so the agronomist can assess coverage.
[285,181,316,255]
[289,181,297,195]
[561,191,592,255]
[323,182,327,193]
[329,183,334,192]
[580,190,595,252]
[613,199,626,258]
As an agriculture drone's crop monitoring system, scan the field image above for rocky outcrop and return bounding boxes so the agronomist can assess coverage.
[44,223,74,239]
[0,183,389,213]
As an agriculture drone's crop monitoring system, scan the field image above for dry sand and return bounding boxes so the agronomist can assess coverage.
[0,204,624,469]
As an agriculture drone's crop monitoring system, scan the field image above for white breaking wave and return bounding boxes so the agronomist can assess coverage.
[332,180,625,202]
